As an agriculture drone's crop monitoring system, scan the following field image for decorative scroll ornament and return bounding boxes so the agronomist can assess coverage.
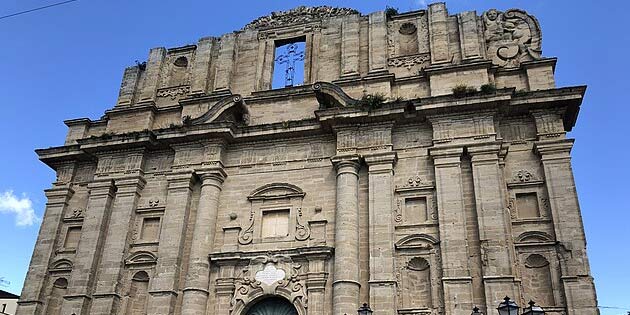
[244,6,359,29]
[401,175,430,188]
[156,85,190,100]
[483,9,542,68]
[394,199,403,223]
[231,253,308,313]
[238,207,255,245]
[294,207,311,241]
[507,197,516,219]
[388,53,430,70]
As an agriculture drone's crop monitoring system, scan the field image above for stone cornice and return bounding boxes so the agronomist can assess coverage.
[209,246,334,262]
[37,85,584,170]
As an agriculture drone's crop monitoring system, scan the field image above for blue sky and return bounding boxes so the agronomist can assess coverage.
[0,0,628,314]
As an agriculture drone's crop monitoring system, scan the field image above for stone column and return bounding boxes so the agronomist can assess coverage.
[429,147,474,315]
[91,176,146,315]
[468,144,519,308]
[139,47,166,103]
[306,255,329,315]
[331,155,361,315]
[341,14,360,77]
[213,33,237,92]
[428,3,450,64]
[181,168,227,315]
[213,264,237,315]
[16,185,74,315]
[534,139,598,315]
[190,37,216,95]
[368,11,388,73]
[364,152,397,315]
[60,179,116,315]
[147,170,196,315]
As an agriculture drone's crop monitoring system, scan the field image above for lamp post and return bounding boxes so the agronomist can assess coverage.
[497,296,519,315]
[358,303,373,315]
[472,306,483,315]
[522,300,545,315]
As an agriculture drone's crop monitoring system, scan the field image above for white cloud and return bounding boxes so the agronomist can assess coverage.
[0,190,39,226]
[417,0,428,7]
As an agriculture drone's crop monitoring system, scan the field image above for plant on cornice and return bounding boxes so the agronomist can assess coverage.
[480,83,496,95]
[182,115,192,126]
[385,6,399,18]
[359,93,387,110]
[452,84,477,97]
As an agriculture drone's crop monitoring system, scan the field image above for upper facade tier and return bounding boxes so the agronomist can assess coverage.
[59,3,564,145]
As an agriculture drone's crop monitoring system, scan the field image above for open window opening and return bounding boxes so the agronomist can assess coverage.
[272,37,306,89]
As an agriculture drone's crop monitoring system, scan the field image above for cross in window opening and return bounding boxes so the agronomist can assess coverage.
[275,43,305,87]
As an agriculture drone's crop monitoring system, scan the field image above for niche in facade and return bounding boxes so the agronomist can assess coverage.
[272,37,306,89]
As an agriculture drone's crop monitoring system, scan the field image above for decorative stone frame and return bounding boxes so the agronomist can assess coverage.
[255,23,321,91]
[238,183,309,245]
[394,176,437,227]
[506,170,550,222]
[514,235,565,312]
[394,234,443,314]
[131,203,165,247]
[55,222,83,255]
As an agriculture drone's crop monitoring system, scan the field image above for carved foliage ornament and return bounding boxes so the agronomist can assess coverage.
[156,85,190,100]
[244,6,359,30]
[483,9,542,68]
[513,169,541,182]
[388,53,430,71]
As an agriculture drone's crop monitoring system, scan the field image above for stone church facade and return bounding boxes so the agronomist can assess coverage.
[17,4,598,315]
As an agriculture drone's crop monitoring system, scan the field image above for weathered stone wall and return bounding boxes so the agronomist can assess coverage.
[18,3,597,315]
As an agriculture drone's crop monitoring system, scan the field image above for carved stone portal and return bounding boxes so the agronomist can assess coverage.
[231,253,307,315]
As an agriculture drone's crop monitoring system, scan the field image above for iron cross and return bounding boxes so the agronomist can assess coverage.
[275,43,305,87]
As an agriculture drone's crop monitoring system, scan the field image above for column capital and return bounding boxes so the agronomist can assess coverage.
[166,170,195,190]
[87,179,116,197]
[467,142,507,163]
[331,154,361,174]
[196,167,227,186]
[364,151,397,169]
[114,175,147,195]
[429,146,463,167]
[534,139,574,160]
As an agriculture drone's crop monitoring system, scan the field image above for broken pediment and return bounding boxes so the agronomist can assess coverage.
[248,183,305,201]
[244,6,359,30]
[49,259,73,273]
[125,251,158,266]
[183,94,249,126]
[312,82,359,109]
[395,234,439,250]
[516,231,554,244]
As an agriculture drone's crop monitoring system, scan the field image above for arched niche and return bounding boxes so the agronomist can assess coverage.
[394,234,443,312]
[522,254,555,307]
[124,270,150,315]
[45,277,68,315]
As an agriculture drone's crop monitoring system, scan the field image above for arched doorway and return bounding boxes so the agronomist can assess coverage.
[246,297,298,315]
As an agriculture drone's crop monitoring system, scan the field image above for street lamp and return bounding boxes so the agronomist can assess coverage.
[358,303,373,315]
[522,300,545,315]
[472,306,483,315]
[497,296,519,315]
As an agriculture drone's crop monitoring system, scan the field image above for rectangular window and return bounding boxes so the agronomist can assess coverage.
[405,197,428,223]
[141,217,161,241]
[64,226,82,249]
[516,192,540,218]
[272,37,306,89]
[261,209,290,238]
